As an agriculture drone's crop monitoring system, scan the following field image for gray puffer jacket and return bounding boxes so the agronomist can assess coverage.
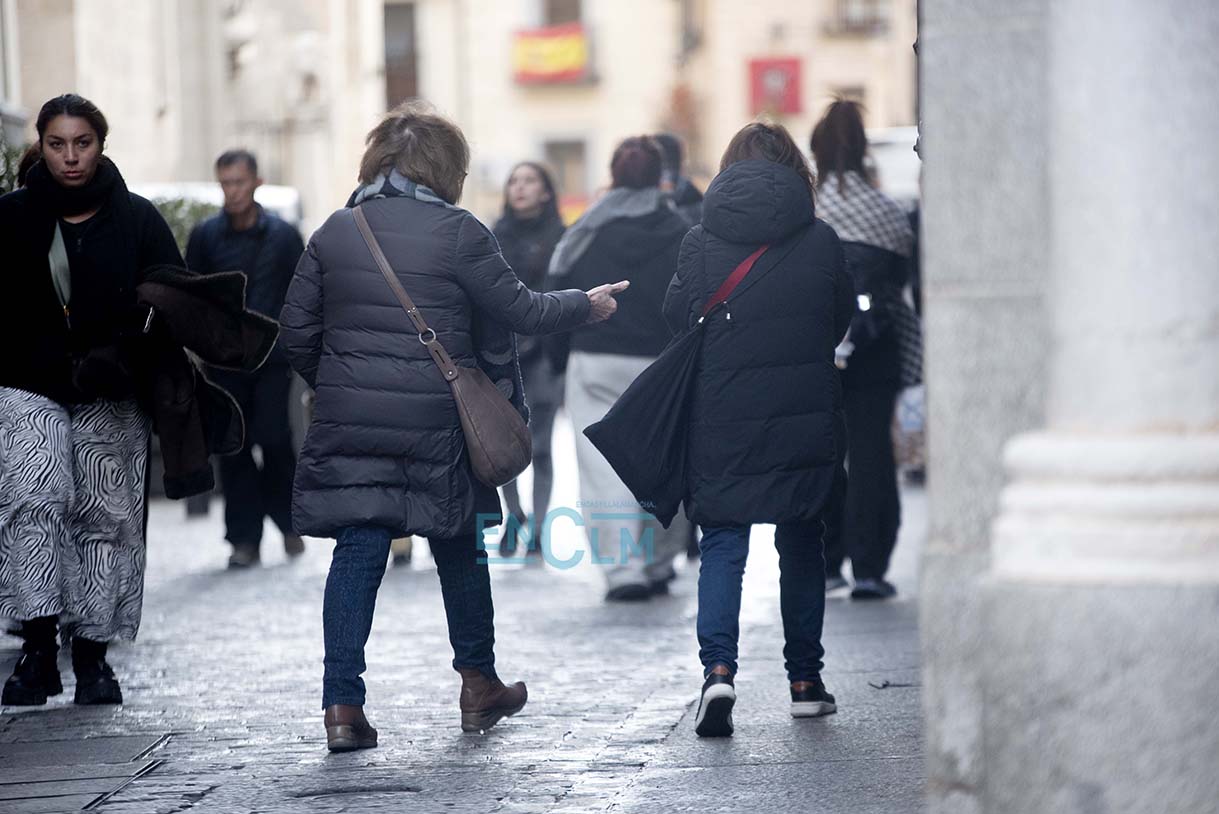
[280,196,591,540]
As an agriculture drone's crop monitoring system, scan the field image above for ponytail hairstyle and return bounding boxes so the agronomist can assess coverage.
[809,98,868,193]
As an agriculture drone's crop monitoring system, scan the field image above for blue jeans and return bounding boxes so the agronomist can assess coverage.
[697,521,827,682]
[321,526,497,708]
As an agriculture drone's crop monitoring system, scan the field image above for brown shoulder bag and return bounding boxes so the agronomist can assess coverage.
[352,206,532,488]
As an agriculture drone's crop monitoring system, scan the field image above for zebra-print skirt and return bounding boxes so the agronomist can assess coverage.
[0,387,150,642]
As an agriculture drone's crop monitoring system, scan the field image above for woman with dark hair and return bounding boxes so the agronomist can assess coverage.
[492,162,566,557]
[279,102,625,751]
[810,100,915,601]
[548,136,695,602]
[664,120,854,737]
[0,94,186,706]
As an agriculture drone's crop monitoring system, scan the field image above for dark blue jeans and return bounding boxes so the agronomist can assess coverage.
[697,521,827,682]
[321,525,497,709]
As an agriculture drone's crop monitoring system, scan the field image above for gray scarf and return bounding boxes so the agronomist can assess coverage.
[548,187,662,277]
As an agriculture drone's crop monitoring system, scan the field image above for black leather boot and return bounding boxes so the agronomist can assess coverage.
[72,637,122,705]
[2,617,62,706]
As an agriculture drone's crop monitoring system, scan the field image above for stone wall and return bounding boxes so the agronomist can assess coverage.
[918,1,1051,811]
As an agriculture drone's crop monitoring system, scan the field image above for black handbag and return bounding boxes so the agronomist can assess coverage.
[583,244,769,527]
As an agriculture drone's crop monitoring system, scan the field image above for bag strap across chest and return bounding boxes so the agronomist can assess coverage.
[352,205,460,382]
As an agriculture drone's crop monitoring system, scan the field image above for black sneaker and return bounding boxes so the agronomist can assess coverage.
[790,679,837,718]
[694,669,736,737]
[72,638,122,705]
[227,543,261,569]
[825,574,850,594]
[2,648,63,706]
[605,583,652,602]
[850,578,897,600]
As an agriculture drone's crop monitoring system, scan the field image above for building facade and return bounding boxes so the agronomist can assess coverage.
[4,0,915,229]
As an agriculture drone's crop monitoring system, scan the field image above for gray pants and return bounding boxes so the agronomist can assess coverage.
[565,351,690,589]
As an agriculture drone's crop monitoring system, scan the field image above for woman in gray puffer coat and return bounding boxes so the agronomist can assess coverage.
[279,103,626,752]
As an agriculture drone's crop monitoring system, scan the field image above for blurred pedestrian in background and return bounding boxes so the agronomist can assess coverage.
[549,136,693,602]
[279,102,623,751]
[0,94,273,708]
[492,162,566,559]
[655,132,704,227]
[654,132,705,563]
[663,121,853,737]
[187,150,305,569]
[810,100,915,600]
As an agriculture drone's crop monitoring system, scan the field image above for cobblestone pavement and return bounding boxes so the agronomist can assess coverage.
[1,416,925,813]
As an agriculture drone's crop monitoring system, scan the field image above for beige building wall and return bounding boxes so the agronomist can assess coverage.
[413,0,685,220]
[8,0,915,229]
[408,0,916,221]
[692,0,917,177]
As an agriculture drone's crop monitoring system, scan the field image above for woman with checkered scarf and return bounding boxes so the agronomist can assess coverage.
[810,100,916,601]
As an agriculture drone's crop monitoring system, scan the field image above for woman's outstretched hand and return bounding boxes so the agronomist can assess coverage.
[585,280,630,324]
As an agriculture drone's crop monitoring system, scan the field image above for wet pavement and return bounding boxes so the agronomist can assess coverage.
[1,415,925,813]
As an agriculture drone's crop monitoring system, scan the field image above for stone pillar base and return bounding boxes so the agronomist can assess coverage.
[985,432,1219,812]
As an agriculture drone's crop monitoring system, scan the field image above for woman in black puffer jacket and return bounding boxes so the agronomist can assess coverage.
[664,122,854,737]
[492,162,566,556]
[810,100,916,601]
[280,103,625,751]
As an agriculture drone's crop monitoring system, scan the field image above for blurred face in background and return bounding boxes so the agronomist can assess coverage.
[40,115,102,188]
[506,164,551,219]
[217,160,261,219]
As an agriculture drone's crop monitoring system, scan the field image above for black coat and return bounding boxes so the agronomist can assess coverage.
[663,160,854,527]
[280,197,590,540]
[549,205,689,362]
[0,180,184,405]
[839,241,909,390]
[492,209,565,360]
[135,266,279,498]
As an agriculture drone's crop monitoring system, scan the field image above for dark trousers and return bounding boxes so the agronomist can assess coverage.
[212,365,297,549]
[321,526,497,708]
[696,521,826,682]
[830,385,901,581]
[501,398,558,526]
[503,354,561,528]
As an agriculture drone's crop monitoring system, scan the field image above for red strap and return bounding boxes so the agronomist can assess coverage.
[702,244,769,318]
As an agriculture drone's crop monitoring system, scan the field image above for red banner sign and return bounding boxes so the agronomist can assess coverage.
[749,58,802,115]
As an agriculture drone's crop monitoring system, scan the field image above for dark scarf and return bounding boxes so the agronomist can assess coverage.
[24,156,122,217]
[20,156,139,278]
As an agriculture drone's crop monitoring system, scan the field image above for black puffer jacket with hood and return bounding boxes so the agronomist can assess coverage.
[663,160,854,527]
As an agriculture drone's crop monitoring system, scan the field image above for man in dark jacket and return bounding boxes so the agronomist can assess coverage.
[548,137,695,602]
[186,150,305,568]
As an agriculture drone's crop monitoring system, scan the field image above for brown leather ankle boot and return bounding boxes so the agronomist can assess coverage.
[324,704,378,752]
[458,668,527,733]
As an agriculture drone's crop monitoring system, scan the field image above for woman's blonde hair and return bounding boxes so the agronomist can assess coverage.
[359,101,470,204]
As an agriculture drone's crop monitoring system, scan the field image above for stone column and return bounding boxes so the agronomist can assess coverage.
[984,1,1219,811]
[919,2,1052,811]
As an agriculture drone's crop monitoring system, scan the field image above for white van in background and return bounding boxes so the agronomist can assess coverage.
[128,182,304,229]
[867,126,920,208]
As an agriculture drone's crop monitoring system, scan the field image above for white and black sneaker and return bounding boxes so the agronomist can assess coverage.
[790,679,837,718]
[694,669,736,737]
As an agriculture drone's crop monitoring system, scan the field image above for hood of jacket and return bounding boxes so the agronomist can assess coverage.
[701,159,814,244]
